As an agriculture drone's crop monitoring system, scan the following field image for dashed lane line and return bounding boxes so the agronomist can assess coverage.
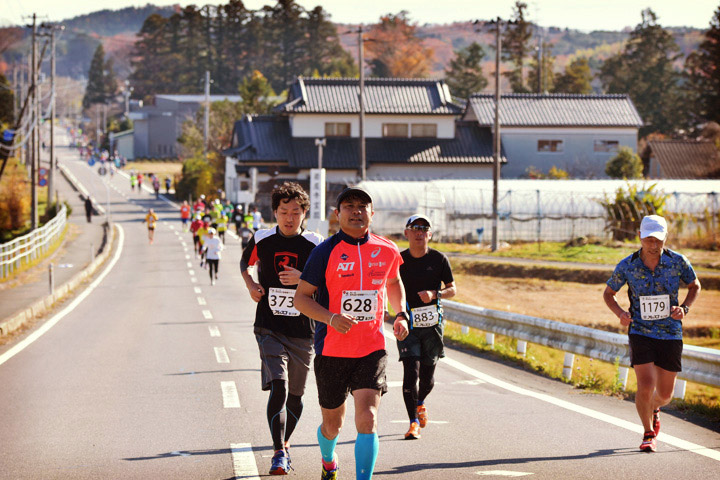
[208,326,220,337]
[221,381,240,408]
[203,310,213,320]
[230,443,260,480]
[198,297,207,306]
[214,346,230,364]
[194,287,202,294]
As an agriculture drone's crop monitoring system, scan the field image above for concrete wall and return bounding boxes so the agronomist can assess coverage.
[289,114,456,139]
[499,127,638,178]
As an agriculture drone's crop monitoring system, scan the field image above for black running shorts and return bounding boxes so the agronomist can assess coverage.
[314,349,388,410]
[397,324,445,366]
[629,333,683,372]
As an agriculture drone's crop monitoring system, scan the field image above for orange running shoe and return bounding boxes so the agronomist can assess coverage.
[416,404,428,428]
[405,422,421,440]
[640,431,657,452]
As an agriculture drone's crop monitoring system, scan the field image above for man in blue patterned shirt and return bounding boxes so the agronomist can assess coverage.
[603,215,701,453]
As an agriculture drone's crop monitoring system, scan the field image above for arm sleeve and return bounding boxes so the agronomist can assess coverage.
[300,241,330,287]
[239,235,257,272]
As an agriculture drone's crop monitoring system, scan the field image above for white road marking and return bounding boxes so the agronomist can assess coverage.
[230,443,260,479]
[189,269,195,276]
[0,225,126,367]
[209,326,220,337]
[221,381,240,408]
[191,277,197,283]
[185,255,190,260]
[194,287,202,294]
[382,328,720,463]
[214,346,230,364]
[186,262,192,268]
[203,310,213,319]
[387,380,403,388]
[197,297,206,305]
[476,471,533,477]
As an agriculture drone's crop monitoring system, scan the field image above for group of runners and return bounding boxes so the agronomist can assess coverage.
[129,171,172,197]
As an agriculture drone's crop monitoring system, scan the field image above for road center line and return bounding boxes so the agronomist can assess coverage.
[194,287,202,294]
[215,346,230,364]
[221,381,240,408]
[197,297,206,305]
[203,310,213,319]
[209,326,220,337]
[230,443,260,480]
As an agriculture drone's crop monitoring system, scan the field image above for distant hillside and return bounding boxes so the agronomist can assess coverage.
[62,4,178,37]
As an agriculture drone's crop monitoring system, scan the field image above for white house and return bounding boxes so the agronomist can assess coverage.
[463,93,643,178]
[224,77,505,205]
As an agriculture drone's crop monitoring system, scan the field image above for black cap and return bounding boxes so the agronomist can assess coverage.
[336,187,372,208]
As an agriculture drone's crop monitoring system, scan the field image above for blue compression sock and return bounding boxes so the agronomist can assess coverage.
[317,425,338,464]
[355,432,379,480]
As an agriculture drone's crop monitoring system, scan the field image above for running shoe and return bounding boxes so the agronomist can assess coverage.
[321,456,339,480]
[417,404,428,428]
[640,431,657,452]
[652,408,660,437]
[404,421,421,440]
[269,449,290,475]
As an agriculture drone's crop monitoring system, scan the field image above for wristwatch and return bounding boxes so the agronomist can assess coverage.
[436,289,442,299]
[680,304,689,315]
[396,311,409,321]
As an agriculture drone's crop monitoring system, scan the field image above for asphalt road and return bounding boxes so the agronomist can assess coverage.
[0,132,718,479]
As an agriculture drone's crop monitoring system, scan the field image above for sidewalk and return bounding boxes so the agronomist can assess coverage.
[0,161,107,323]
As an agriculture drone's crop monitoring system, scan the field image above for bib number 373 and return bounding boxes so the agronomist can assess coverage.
[269,288,300,317]
[341,290,378,322]
[639,294,670,321]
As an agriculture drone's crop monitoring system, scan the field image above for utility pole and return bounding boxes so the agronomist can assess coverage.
[31,13,38,230]
[358,26,366,182]
[49,25,57,206]
[12,64,18,122]
[203,70,210,159]
[492,17,502,252]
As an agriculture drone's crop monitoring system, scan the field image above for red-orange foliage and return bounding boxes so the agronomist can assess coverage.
[365,12,434,78]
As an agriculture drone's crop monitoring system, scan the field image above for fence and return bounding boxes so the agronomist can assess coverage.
[442,300,720,398]
[0,205,67,279]
[357,179,719,243]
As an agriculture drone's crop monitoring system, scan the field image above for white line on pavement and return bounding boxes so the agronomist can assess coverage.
[215,346,230,364]
[189,269,195,276]
[0,225,125,367]
[230,443,260,480]
[382,327,720,462]
[194,287,202,294]
[187,262,192,268]
[198,297,207,305]
[221,381,241,408]
[191,277,197,283]
[203,310,213,320]
[209,326,220,337]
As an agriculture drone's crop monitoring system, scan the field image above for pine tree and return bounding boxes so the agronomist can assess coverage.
[553,57,593,94]
[502,1,533,93]
[83,44,111,109]
[599,9,686,136]
[445,42,488,99]
[366,11,434,78]
[0,73,14,125]
[129,14,170,98]
[685,5,720,125]
[528,41,555,93]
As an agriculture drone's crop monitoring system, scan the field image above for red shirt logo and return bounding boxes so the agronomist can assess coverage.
[274,252,298,274]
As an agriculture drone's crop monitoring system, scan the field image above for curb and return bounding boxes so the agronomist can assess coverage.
[0,222,116,337]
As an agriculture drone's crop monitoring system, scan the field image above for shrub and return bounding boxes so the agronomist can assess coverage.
[599,182,669,240]
[605,146,643,179]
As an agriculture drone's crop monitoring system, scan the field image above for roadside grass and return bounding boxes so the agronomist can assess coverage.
[393,240,720,271]
[443,321,720,423]
[122,161,183,178]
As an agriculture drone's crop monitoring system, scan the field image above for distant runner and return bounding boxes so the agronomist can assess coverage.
[144,208,159,244]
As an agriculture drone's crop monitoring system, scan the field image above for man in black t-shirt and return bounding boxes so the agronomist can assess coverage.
[397,214,456,440]
[240,182,323,475]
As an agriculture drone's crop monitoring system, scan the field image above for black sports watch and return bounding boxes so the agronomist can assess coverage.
[436,289,443,299]
[680,304,689,315]
[395,311,409,321]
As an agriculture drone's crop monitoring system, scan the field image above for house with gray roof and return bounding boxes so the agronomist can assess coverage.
[224,77,504,205]
[463,93,643,178]
[642,140,720,179]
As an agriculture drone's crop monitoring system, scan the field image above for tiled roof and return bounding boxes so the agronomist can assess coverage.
[224,117,502,170]
[467,93,643,127]
[277,77,463,115]
[645,140,720,179]
[155,94,243,103]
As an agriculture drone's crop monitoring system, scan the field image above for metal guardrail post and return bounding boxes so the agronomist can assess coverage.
[517,340,527,357]
[673,379,687,400]
[49,263,54,295]
[562,353,575,380]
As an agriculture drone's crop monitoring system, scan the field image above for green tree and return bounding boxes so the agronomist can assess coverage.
[0,73,14,125]
[83,44,116,108]
[599,9,686,136]
[502,1,533,93]
[553,57,593,94]
[128,14,169,98]
[685,5,720,125]
[445,42,488,98]
[237,70,279,114]
[605,146,643,179]
[528,41,555,93]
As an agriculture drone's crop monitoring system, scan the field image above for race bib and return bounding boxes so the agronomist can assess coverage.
[639,294,670,321]
[341,290,378,322]
[411,305,440,328]
[268,288,300,317]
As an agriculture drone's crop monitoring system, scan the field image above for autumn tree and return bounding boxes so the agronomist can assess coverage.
[553,57,593,94]
[599,9,686,136]
[502,1,533,93]
[365,11,434,78]
[685,5,720,125]
[445,42,488,98]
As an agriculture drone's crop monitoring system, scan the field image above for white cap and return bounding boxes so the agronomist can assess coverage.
[640,215,667,241]
[207,227,217,234]
[406,214,432,228]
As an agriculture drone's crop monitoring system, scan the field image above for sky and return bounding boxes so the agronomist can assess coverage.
[2,0,718,32]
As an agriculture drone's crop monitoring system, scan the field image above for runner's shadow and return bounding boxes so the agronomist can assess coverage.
[165,368,259,376]
[375,448,638,475]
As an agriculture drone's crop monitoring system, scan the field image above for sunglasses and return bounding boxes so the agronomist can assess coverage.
[408,225,431,232]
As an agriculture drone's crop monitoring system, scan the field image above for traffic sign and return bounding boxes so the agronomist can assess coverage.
[88,157,96,167]
[38,167,48,187]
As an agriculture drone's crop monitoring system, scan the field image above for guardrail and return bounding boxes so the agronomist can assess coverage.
[0,205,67,279]
[443,300,720,398]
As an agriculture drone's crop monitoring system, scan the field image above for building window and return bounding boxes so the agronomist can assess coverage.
[594,140,619,153]
[382,123,409,138]
[537,140,563,153]
[411,123,437,138]
[325,122,351,137]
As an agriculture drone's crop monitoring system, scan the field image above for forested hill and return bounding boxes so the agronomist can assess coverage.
[61,4,178,37]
